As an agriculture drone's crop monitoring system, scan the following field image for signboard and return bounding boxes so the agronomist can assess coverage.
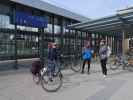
[15,11,48,28]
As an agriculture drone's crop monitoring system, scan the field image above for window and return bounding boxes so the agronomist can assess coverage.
[0,4,13,29]
[17,34,39,56]
[0,4,10,15]
[0,32,15,60]
[54,25,61,34]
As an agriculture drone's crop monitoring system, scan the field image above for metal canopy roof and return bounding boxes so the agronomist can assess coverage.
[10,0,89,22]
[68,9,133,33]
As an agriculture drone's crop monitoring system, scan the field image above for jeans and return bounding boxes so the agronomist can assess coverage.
[100,58,107,75]
[48,60,60,77]
[82,59,91,73]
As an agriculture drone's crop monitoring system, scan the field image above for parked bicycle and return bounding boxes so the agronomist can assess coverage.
[124,55,133,71]
[60,54,81,72]
[107,55,127,70]
[71,54,82,72]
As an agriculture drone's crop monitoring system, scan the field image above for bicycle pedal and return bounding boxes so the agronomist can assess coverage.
[49,78,53,82]
[53,74,57,77]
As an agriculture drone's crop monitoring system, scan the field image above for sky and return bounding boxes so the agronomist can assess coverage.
[41,0,133,19]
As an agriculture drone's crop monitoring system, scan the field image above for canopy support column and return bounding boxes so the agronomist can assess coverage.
[122,30,126,56]
[13,4,18,69]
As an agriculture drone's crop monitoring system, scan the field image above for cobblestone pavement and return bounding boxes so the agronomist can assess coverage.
[0,63,133,100]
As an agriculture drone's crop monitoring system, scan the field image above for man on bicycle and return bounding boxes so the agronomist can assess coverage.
[48,42,61,80]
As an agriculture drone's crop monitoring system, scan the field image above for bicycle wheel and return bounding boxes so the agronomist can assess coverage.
[41,70,63,92]
[108,59,119,70]
[33,73,41,84]
[71,59,82,72]
[126,63,133,71]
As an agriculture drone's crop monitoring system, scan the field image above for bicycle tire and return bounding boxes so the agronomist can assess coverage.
[126,64,133,72]
[33,73,41,84]
[71,60,81,72]
[41,71,63,92]
[108,61,119,70]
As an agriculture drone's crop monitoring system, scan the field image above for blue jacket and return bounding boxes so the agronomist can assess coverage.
[48,48,59,61]
[82,48,92,60]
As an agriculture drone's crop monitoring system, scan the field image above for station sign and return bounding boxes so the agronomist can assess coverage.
[15,11,48,28]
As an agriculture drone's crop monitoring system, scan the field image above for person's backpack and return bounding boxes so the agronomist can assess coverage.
[31,60,42,75]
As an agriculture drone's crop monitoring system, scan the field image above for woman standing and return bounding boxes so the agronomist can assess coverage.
[81,44,93,74]
[99,40,108,77]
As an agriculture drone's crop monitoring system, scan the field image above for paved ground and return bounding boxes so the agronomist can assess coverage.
[0,63,133,100]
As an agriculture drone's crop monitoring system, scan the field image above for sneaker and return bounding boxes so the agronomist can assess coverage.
[87,72,90,74]
[81,71,84,74]
[103,75,106,78]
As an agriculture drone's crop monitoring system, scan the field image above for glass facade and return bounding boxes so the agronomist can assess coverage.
[0,32,15,60]
[0,1,84,62]
[0,3,14,29]
[0,0,124,71]
[16,34,39,57]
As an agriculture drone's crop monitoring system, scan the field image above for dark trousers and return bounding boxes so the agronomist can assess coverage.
[100,58,107,75]
[82,59,91,72]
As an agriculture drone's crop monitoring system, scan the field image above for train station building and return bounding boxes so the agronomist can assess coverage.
[0,0,133,70]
